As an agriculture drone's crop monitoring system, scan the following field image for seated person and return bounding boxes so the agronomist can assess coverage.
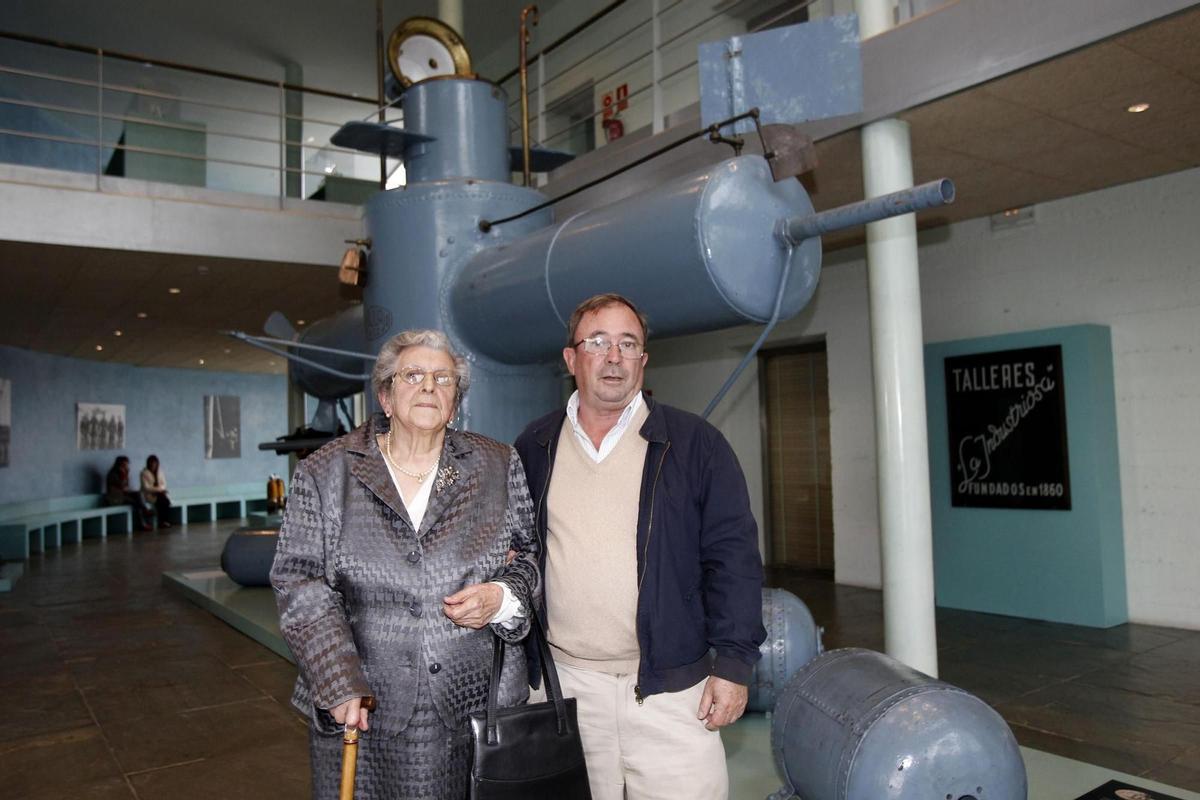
[105,456,151,531]
[140,455,172,529]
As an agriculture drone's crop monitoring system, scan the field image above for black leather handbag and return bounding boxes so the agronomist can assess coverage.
[469,611,592,799]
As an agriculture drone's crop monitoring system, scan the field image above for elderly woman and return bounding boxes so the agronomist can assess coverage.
[271,329,540,800]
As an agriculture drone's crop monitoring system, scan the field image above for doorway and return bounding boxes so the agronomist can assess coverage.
[760,343,834,575]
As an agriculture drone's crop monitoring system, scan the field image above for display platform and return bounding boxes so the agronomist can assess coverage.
[165,567,1199,800]
[163,568,291,661]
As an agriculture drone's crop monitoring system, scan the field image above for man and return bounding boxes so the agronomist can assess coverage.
[514,293,765,800]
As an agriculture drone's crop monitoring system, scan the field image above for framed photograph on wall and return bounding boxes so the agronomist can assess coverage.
[944,344,1071,510]
[0,378,11,468]
[204,395,241,459]
[77,402,126,451]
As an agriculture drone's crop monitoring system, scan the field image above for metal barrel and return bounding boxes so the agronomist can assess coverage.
[450,155,823,365]
[220,527,279,588]
[771,648,1026,800]
[781,178,955,244]
[747,588,823,712]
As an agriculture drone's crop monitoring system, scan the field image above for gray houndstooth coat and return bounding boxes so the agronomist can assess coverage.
[271,413,540,796]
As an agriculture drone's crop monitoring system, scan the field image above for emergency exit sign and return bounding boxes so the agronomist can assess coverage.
[602,83,628,119]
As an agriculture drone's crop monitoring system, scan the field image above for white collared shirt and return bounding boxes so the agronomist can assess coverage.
[565,390,644,463]
[380,447,522,627]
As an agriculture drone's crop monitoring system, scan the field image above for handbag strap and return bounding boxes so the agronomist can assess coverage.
[485,605,570,743]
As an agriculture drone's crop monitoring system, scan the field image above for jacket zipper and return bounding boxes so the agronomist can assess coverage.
[634,440,671,705]
[537,439,553,553]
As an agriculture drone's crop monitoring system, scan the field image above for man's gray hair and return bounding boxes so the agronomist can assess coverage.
[371,329,471,401]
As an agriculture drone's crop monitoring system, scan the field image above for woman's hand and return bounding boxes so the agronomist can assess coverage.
[442,582,503,629]
[331,696,370,731]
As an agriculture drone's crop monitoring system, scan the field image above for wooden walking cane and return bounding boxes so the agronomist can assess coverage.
[339,696,377,800]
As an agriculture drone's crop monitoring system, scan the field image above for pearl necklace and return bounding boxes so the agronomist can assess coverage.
[383,429,437,480]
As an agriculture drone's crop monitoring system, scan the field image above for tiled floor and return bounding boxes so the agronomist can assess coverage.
[1,523,1198,799]
[0,521,308,800]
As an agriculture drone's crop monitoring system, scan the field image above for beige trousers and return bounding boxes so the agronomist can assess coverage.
[535,662,728,800]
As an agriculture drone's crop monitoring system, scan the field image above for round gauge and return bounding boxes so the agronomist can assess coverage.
[387,17,473,88]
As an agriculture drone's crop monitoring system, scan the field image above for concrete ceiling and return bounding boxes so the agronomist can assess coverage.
[810,5,1200,248]
[0,241,357,373]
[1,7,1198,374]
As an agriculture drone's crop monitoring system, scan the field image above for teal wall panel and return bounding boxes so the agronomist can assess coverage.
[925,325,1127,627]
[0,345,288,505]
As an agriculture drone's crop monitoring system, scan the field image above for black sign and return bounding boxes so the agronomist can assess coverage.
[944,344,1071,510]
[1073,780,1187,800]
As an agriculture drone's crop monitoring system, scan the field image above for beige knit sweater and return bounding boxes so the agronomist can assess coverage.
[544,403,649,674]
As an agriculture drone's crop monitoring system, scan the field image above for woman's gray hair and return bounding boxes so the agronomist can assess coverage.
[371,329,471,401]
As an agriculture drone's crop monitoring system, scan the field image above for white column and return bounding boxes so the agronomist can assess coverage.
[438,0,465,34]
[856,0,939,677]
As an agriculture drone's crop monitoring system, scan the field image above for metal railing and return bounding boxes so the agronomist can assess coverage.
[489,0,848,163]
[486,0,935,165]
[0,30,395,202]
[1,0,929,197]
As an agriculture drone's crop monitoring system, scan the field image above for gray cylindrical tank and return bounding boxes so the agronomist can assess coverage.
[450,154,822,365]
[360,78,556,441]
[771,648,1026,800]
[290,305,368,400]
[221,527,280,587]
[748,588,822,712]
[401,78,511,183]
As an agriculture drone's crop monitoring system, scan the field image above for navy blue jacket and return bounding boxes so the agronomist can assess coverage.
[514,394,765,697]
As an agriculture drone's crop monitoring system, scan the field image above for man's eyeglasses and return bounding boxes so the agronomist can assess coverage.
[394,367,457,387]
[572,336,645,359]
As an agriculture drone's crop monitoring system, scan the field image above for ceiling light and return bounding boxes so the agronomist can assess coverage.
[198,358,206,365]
[168,287,182,294]
[196,264,210,275]
[113,329,123,336]
[136,311,149,319]
[95,344,103,351]
[1127,102,1150,113]
[223,348,231,354]
[297,319,307,326]
[324,165,335,174]
[306,136,315,143]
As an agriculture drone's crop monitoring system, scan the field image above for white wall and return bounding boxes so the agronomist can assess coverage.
[645,165,1200,630]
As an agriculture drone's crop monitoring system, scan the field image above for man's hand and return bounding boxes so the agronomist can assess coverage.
[696,676,748,731]
[331,696,369,731]
[443,582,503,629]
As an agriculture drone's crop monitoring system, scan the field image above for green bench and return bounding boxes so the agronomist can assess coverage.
[0,483,268,563]
[0,495,134,561]
[162,483,269,526]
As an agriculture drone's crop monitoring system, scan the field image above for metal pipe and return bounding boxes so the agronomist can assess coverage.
[519,5,540,187]
[224,332,377,361]
[224,332,371,382]
[95,49,103,185]
[651,0,663,135]
[376,0,387,190]
[438,0,465,35]
[494,0,630,85]
[780,179,954,245]
[707,178,955,420]
[701,257,793,420]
